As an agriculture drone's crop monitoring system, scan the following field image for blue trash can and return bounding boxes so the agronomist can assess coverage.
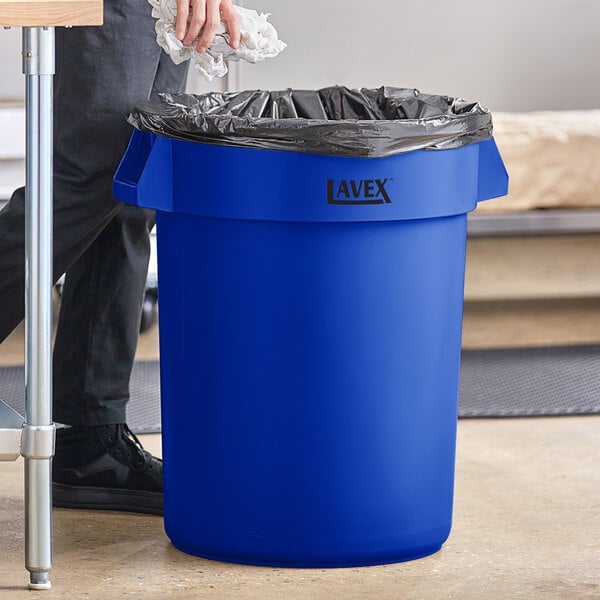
[114,89,508,568]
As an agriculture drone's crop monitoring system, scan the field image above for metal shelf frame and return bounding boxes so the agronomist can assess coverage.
[467,209,600,237]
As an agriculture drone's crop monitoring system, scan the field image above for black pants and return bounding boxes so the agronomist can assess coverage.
[0,0,187,425]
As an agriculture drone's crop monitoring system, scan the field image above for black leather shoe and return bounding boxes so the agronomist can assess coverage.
[52,424,163,515]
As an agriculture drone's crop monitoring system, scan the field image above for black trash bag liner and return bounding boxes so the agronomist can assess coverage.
[128,86,493,158]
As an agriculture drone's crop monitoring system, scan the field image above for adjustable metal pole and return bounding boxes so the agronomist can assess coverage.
[22,26,55,591]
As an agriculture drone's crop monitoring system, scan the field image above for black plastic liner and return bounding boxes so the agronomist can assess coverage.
[128,86,493,158]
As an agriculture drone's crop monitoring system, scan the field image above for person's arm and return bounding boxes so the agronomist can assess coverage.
[175,0,241,53]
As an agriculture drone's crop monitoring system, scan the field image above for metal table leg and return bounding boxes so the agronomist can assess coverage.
[21,26,56,591]
[2,5,102,588]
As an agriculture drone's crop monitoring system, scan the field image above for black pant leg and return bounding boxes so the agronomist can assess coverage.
[0,0,187,425]
[51,2,188,425]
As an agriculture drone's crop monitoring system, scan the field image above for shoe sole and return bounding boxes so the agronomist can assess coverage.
[52,482,163,516]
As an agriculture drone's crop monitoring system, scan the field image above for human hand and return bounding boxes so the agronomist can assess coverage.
[176,0,241,53]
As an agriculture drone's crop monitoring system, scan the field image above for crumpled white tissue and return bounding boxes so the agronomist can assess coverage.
[148,1,286,81]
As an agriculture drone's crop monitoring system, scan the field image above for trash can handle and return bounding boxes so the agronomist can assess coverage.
[477,138,509,203]
[113,129,173,211]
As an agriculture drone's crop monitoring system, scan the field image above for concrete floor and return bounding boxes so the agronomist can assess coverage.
[1,419,599,599]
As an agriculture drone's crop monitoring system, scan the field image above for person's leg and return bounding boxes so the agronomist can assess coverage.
[52,37,192,426]
[52,206,155,426]
[52,11,188,427]
[0,173,119,343]
[49,1,188,513]
[0,0,186,513]
[0,0,185,345]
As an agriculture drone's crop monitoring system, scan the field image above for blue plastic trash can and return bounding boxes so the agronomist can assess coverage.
[114,100,508,567]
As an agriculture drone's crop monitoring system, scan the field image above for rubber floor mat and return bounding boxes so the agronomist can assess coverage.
[1,345,599,433]
[459,344,600,417]
[0,361,161,435]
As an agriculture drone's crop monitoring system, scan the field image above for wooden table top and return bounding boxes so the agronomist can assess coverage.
[0,0,103,27]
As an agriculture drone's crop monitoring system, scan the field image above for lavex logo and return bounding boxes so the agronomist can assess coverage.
[327,178,392,205]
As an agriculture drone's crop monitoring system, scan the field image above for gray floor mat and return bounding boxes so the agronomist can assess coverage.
[1,345,599,433]
[459,345,600,417]
[0,361,162,435]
